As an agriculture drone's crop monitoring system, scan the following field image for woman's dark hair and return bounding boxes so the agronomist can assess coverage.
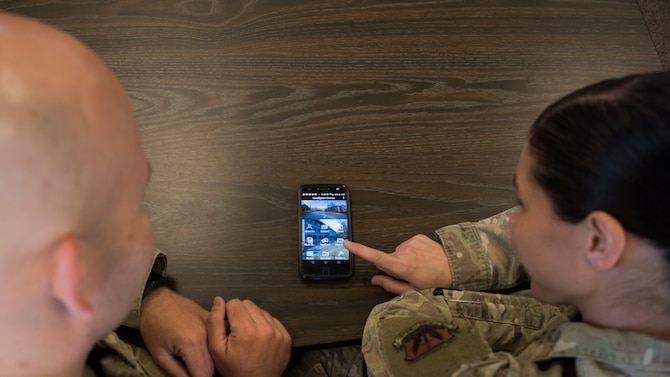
[528,72,670,257]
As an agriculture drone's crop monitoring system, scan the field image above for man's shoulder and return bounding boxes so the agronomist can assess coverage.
[85,332,169,377]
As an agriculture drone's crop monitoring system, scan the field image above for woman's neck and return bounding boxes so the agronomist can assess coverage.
[581,305,670,339]
[577,253,670,339]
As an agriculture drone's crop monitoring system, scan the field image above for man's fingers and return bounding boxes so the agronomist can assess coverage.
[272,317,291,339]
[207,296,227,353]
[158,347,215,377]
[235,299,264,325]
[259,305,274,322]
[181,344,216,377]
[371,275,413,295]
[254,303,292,345]
[152,349,190,377]
[239,300,291,336]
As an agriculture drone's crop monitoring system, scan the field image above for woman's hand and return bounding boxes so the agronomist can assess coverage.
[345,235,452,294]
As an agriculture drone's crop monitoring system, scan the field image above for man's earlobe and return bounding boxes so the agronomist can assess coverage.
[50,236,93,318]
[586,211,626,271]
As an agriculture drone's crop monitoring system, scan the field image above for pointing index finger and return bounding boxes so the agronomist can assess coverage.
[344,240,391,268]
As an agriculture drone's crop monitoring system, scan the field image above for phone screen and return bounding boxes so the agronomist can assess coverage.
[299,184,353,279]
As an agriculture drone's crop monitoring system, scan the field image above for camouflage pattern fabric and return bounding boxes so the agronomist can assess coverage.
[84,332,169,377]
[122,250,168,329]
[86,332,367,377]
[363,287,670,376]
[84,250,169,377]
[362,288,574,377]
[435,208,525,291]
[361,208,670,376]
[78,211,670,376]
[283,344,365,377]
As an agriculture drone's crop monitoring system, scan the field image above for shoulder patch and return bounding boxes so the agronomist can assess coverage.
[393,322,456,361]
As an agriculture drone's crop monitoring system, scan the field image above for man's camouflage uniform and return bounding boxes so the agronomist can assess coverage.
[83,250,172,377]
[362,209,670,376]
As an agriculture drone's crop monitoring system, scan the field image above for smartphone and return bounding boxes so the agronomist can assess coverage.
[298,184,353,280]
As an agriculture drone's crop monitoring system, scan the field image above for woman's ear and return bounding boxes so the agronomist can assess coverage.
[50,236,93,318]
[585,211,626,271]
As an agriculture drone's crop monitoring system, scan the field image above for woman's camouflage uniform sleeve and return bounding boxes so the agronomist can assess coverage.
[434,208,527,291]
[363,209,670,376]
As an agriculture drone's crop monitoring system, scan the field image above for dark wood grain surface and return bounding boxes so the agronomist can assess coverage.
[1,0,662,347]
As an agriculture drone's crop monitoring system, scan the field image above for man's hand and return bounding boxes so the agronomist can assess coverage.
[139,287,215,377]
[344,235,453,294]
[207,297,291,377]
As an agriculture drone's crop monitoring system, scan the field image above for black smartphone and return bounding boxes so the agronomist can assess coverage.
[298,184,353,280]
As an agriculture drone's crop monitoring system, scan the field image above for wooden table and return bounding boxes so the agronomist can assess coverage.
[3,0,662,347]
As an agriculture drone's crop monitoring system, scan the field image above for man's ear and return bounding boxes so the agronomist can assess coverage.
[585,211,626,271]
[50,236,93,318]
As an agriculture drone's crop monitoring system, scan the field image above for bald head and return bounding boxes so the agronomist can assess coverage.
[0,15,156,370]
[0,13,143,258]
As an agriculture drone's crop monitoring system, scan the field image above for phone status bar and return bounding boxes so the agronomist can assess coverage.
[302,192,346,200]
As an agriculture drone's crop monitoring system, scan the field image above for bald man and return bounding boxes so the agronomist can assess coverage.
[0,12,290,377]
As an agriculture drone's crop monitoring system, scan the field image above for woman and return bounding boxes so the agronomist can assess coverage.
[345,72,670,376]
